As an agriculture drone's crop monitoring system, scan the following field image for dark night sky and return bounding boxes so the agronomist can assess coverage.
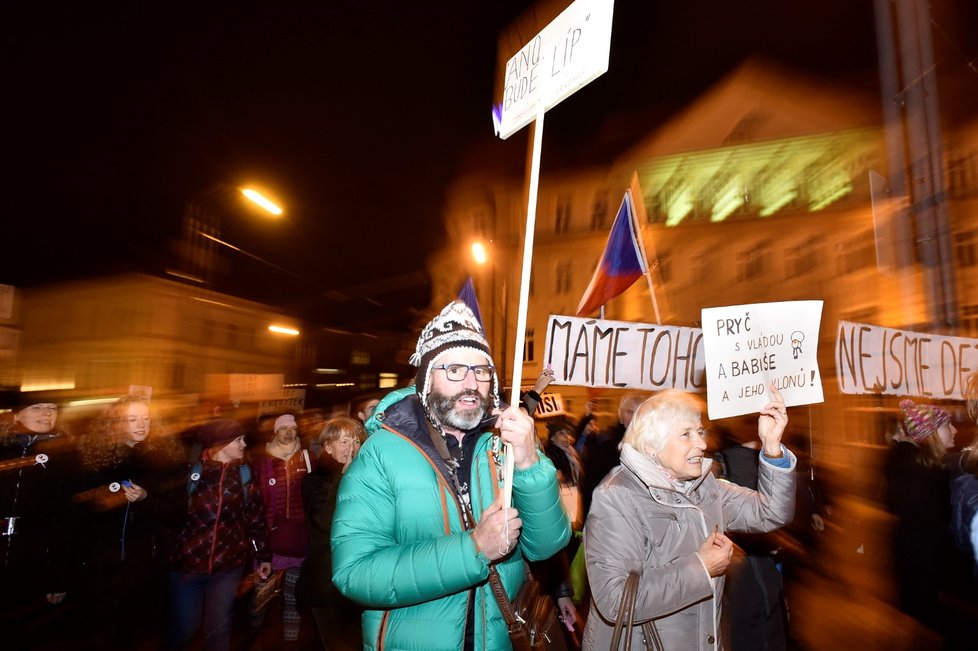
[3,1,975,330]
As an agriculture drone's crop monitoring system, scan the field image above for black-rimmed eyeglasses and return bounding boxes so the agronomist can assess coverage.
[432,364,495,382]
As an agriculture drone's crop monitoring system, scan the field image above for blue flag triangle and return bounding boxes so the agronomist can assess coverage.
[457,276,485,330]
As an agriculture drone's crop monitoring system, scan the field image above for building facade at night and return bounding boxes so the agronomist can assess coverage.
[428,61,978,467]
[0,273,413,418]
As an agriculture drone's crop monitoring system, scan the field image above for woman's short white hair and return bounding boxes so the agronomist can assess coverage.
[622,390,705,454]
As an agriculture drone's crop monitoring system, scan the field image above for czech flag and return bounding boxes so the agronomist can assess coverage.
[576,191,647,316]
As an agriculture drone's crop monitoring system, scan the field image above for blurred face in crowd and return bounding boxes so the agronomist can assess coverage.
[220,435,247,462]
[126,401,151,444]
[258,417,277,438]
[357,399,380,424]
[16,403,58,434]
[937,422,958,450]
[428,350,492,432]
[653,418,708,481]
[552,428,575,448]
[619,399,640,428]
[325,431,358,465]
[274,423,298,447]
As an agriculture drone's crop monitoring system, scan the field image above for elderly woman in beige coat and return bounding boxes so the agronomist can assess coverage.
[582,386,795,650]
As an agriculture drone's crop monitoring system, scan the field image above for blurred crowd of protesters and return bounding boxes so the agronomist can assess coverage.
[5,353,978,650]
[0,388,376,651]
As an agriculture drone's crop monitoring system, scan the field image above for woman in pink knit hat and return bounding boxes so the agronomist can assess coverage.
[884,399,958,636]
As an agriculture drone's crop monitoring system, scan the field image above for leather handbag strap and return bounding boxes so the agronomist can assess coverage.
[488,565,523,630]
[610,572,665,651]
[642,621,663,651]
[610,572,639,650]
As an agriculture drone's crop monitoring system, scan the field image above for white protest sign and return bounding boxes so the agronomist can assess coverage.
[701,301,824,420]
[227,373,285,404]
[259,388,306,415]
[495,0,615,511]
[836,321,978,399]
[530,392,566,417]
[543,314,705,391]
[498,0,615,139]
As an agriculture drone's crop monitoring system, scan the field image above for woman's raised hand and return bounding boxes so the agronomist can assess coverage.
[758,383,788,456]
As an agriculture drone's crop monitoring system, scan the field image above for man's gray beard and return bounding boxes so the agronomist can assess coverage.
[428,388,489,431]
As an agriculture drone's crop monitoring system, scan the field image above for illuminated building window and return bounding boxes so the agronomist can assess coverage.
[693,250,712,284]
[948,155,977,198]
[736,242,769,282]
[785,236,824,277]
[644,191,658,224]
[524,327,535,363]
[837,232,875,274]
[350,350,370,365]
[555,195,571,234]
[171,362,186,389]
[807,157,853,212]
[956,230,977,268]
[590,190,608,230]
[961,305,978,335]
[202,319,215,345]
[555,262,572,295]
[379,372,398,389]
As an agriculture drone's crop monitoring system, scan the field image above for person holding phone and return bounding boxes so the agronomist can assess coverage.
[582,386,796,650]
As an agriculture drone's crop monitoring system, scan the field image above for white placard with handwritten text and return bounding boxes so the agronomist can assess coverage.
[701,301,824,420]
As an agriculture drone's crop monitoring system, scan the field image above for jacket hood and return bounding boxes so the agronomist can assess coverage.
[620,442,713,496]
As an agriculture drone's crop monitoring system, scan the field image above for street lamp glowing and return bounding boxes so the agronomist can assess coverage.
[471,242,488,265]
[268,324,300,336]
[240,188,284,216]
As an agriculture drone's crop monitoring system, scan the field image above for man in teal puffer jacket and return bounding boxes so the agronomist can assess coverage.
[332,300,570,650]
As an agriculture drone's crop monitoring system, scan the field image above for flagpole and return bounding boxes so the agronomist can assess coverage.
[627,188,661,325]
[503,104,546,511]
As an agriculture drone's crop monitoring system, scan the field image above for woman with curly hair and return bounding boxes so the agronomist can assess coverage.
[75,394,185,647]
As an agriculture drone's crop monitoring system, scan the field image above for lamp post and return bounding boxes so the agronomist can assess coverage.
[268,323,306,385]
[471,240,509,390]
[174,183,285,286]
[240,188,284,216]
